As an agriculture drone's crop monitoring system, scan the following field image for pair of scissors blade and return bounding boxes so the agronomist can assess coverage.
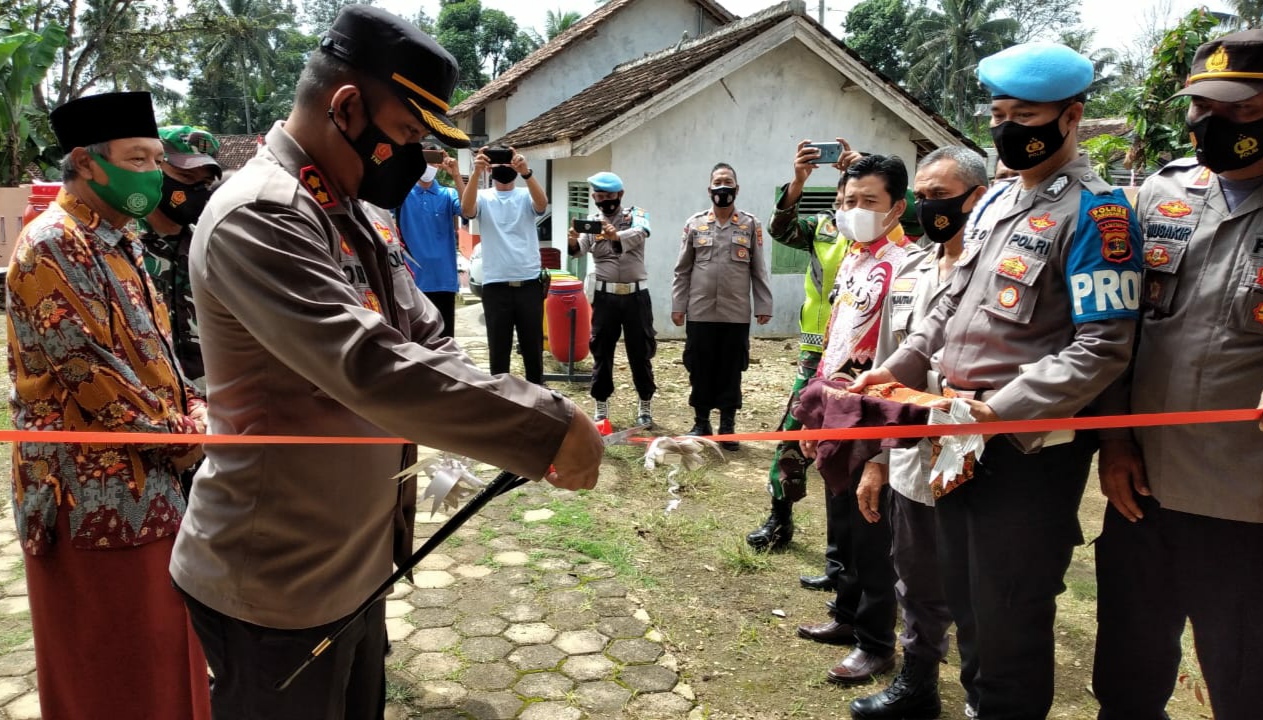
[603,424,647,446]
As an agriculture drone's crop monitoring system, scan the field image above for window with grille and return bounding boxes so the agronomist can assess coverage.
[770,186,837,274]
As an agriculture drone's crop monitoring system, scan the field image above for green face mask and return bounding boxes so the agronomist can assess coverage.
[87,152,163,219]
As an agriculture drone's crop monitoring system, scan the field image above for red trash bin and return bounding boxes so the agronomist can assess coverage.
[545,278,591,363]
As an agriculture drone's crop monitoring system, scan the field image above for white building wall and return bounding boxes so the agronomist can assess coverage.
[503,0,724,132]
[606,39,921,339]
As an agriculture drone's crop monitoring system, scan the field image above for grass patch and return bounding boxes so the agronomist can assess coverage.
[0,612,30,653]
[477,526,499,543]
[717,539,772,576]
[522,498,645,583]
[0,402,10,431]
[384,678,416,705]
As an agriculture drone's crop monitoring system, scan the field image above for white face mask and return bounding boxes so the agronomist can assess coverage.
[419,165,439,184]
[836,206,893,244]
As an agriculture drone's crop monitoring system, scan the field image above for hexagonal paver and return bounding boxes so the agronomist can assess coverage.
[514,671,574,700]
[408,627,460,652]
[459,635,514,662]
[539,572,581,588]
[496,567,533,585]
[487,537,521,551]
[418,553,454,570]
[460,591,505,614]
[587,579,628,598]
[0,678,26,707]
[0,598,28,615]
[593,597,638,617]
[383,613,414,641]
[406,652,463,681]
[521,508,554,523]
[506,643,565,671]
[626,691,694,717]
[416,680,467,709]
[546,590,589,610]
[620,664,678,693]
[533,557,571,571]
[0,652,36,678]
[6,692,40,720]
[412,570,456,589]
[386,582,411,600]
[384,600,410,619]
[499,603,547,623]
[411,607,459,629]
[503,622,556,645]
[492,550,529,566]
[410,588,457,608]
[575,680,632,713]
[545,610,599,631]
[461,662,518,691]
[455,614,508,637]
[460,690,522,720]
[608,638,663,664]
[553,629,607,655]
[561,653,615,681]
[453,564,493,579]
[597,616,648,639]
[573,562,616,579]
[519,701,581,720]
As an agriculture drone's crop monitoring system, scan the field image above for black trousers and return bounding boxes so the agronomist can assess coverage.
[1094,495,1263,720]
[181,588,387,720]
[891,490,953,663]
[830,473,897,656]
[423,290,456,339]
[937,433,1093,720]
[482,279,544,384]
[682,320,749,411]
[589,289,656,402]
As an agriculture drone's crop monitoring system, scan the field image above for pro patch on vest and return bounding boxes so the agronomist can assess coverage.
[1088,204,1133,263]
[1070,269,1142,319]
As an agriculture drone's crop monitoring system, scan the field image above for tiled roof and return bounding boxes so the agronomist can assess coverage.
[1079,117,1131,143]
[449,0,737,118]
[496,3,979,153]
[215,134,264,171]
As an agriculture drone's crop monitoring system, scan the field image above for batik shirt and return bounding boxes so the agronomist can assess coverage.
[7,190,205,554]
[818,232,915,378]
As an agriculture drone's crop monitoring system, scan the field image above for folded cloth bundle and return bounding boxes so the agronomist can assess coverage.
[862,382,978,498]
[792,378,929,496]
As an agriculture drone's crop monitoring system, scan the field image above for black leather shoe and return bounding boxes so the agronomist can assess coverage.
[746,499,793,551]
[796,619,857,645]
[686,419,712,436]
[849,653,941,719]
[828,648,896,684]
[718,409,739,451]
[800,574,834,591]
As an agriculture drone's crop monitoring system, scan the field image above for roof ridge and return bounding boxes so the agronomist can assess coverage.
[613,0,804,72]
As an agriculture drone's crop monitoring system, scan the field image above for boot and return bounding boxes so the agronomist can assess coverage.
[686,409,712,437]
[848,653,941,720]
[718,409,740,451]
[636,398,653,428]
[594,400,609,421]
[746,497,794,551]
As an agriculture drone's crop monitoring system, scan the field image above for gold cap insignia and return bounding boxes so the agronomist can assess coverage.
[1206,45,1230,73]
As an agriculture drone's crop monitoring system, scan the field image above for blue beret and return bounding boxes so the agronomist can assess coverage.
[587,172,623,192]
[977,42,1094,102]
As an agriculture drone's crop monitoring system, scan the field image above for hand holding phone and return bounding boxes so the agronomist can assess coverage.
[573,218,603,234]
[805,142,842,165]
[484,147,513,164]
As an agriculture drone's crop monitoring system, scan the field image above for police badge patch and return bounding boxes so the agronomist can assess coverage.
[1088,204,1134,263]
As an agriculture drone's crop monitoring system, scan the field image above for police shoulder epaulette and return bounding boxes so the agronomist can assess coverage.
[1077,170,1114,196]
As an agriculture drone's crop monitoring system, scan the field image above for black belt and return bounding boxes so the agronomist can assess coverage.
[489,278,540,288]
[595,280,646,295]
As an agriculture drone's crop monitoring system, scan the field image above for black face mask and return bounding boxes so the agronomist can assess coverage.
[1188,114,1263,173]
[710,185,736,208]
[915,187,979,244]
[329,97,424,209]
[490,166,519,185]
[597,199,620,215]
[159,174,213,228]
[990,106,1069,171]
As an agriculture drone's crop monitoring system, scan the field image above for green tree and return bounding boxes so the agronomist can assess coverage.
[905,0,1018,130]
[999,0,1081,44]
[843,0,911,84]
[544,8,581,40]
[0,21,67,184]
[301,0,372,33]
[436,0,484,90]
[1229,0,1263,28]
[194,0,293,133]
[479,8,520,79]
[1126,8,1220,171]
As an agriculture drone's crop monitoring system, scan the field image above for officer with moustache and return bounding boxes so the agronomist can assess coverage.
[1093,29,1263,720]
[850,42,1143,718]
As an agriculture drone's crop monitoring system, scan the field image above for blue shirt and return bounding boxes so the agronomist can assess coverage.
[397,182,462,293]
[476,187,542,283]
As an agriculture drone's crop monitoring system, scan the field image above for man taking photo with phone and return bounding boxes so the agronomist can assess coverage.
[567,172,657,426]
[398,143,467,338]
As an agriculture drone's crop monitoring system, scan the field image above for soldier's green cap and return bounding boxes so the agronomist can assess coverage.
[158,125,222,176]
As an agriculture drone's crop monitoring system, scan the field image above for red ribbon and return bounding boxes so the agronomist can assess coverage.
[3,408,1259,445]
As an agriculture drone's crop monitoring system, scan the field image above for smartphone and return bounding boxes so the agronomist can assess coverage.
[806,142,842,165]
[573,218,603,234]
[422,149,447,164]
[483,147,513,164]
